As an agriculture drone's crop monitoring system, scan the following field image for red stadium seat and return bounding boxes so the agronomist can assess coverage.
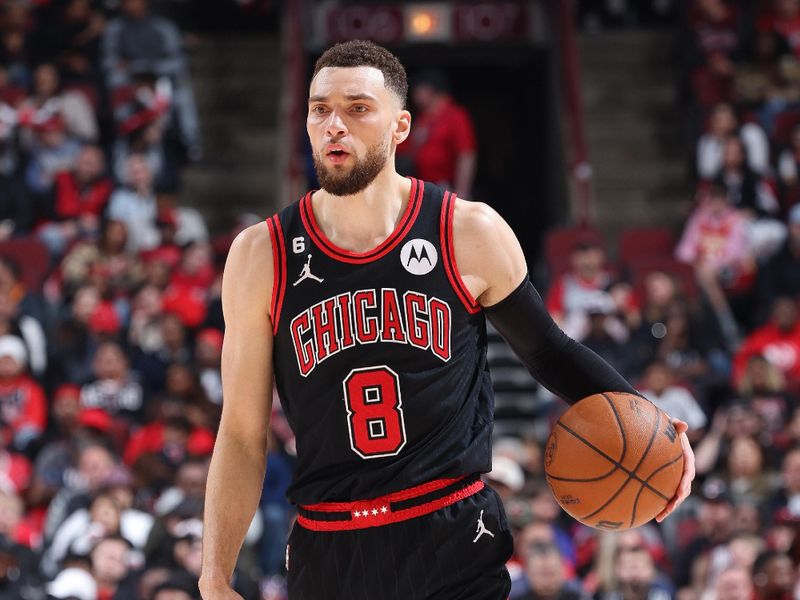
[544,226,605,276]
[0,238,51,291]
[618,226,676,271]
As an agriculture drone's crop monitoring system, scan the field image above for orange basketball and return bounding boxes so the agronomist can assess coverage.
[544,392,684,530]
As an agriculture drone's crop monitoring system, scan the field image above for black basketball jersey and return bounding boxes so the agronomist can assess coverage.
[267,178,495,504]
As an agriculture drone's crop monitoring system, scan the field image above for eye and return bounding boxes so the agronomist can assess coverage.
[310,105,328,115]
[351,105,368,113]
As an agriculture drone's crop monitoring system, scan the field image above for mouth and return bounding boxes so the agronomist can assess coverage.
[325,145,351,164]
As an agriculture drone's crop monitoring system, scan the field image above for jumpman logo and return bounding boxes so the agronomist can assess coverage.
[473,510,495,543]
[293,254,324,286]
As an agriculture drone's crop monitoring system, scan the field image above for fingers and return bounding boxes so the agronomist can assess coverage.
[655,429,696,523]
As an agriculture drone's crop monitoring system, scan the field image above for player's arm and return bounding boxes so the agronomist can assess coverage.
[452,199,637,403]
[200,222,274,599]
[452,199,695,520]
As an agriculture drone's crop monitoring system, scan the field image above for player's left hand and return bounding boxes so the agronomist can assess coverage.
[655,419,695,523]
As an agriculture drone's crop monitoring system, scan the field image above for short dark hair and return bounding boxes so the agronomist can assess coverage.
[312,40,408,107]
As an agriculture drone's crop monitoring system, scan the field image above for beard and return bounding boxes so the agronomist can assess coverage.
[313,138,389,197]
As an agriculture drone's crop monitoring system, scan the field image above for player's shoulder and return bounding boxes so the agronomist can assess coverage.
[226,221,273,275]
[451,197,505,241]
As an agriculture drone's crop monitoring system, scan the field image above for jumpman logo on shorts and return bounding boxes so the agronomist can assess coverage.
[473,510,495,543]
[293,254,324,286]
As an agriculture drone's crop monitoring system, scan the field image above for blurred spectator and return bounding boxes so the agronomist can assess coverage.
[18,62,98,142]
[45,488,152,577]
[696,103,769,178]
[133,312,190,394]
[765,448,800,523]
[0,335,45,454]
[0,288,47,378]
[102,0,201,158]
[676,183,753,348]
[113,105,178,192]
[751,550,794,600]
[675,479,736,590]
[579,301,634,379]
[733,297,800,389]
[400,68,477,198]
[517,537,585,600]
[595,545,674,600]
[80,342,144,424]
[710,137,785,260]
[107,154,160,253]
[38,144,112,257]
[90,535,138,599]
[683,0,743,106]
[44,443,117,542]
[486,455,525,502]
[757,204,800,318]
[735,355,795,450]
[23,114,81,201]
[639,361,707,442]
[158,191,209,247]
[547,242,619,341]
[0,2,33,88]
[777,125,800,199]
[32,0,105,86]
[722,436,774,506]
[128,284,164,353]
[710,566,754,600]
[59,219,144,302]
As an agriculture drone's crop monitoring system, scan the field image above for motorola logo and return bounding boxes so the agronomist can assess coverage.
[400,239,438,275]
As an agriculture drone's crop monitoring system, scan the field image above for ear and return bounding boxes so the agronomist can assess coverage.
[393,109,411,145]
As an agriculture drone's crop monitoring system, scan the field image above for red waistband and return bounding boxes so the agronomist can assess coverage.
[297,475,484,532]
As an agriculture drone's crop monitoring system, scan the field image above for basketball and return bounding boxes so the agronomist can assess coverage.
[544,392,684,531]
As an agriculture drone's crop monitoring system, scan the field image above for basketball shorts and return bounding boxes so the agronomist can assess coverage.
[286,475,513,600]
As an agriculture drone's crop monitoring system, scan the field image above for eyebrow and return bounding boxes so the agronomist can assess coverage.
[308,93,378,103]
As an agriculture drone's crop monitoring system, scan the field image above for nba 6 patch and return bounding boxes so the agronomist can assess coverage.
[400,239,437,275]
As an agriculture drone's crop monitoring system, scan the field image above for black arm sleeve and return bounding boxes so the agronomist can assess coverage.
[484,274,639,405]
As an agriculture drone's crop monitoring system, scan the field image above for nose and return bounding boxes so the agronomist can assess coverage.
[325,110,348,138]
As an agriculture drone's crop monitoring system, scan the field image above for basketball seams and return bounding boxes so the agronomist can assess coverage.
[626,405,663,527]
[600,392,628,465]
[629,452,684,528]
[553,422,671,506]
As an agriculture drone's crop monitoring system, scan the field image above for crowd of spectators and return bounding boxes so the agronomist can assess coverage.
[492,1,800,599]
[0,0,278,599]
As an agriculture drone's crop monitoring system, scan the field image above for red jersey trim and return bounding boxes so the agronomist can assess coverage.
[266,215,287,334]
[297,476,484,531]
[299,178,424,264]
[440,192,481,314]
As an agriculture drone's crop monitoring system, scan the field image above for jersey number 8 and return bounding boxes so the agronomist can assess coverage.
[343,366,406,459]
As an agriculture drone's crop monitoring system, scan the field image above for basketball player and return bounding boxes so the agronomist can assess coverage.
[199,40,695,599]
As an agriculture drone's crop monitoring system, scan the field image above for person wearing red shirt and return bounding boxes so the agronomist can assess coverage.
[0,335,46,454]
[400,69,477,198]
[733,297,800,387]
[39,144,113,257]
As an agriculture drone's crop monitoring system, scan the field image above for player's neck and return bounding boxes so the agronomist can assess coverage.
[312,170,411,253]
